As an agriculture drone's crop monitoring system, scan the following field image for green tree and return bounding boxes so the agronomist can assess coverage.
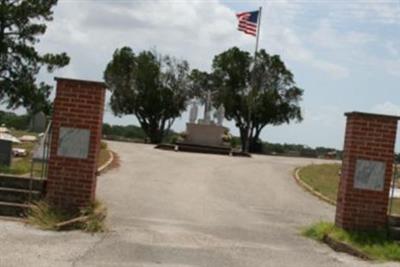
[0,110,29,129]
[102,123,112,136]
[207,47,303,152]
[0,0,69,114]
[188,69,215,103]
[104,47,190,144]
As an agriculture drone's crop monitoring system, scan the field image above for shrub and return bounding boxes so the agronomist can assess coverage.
[27,200,107,233]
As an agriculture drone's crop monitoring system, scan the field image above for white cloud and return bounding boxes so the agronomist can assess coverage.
[371,102,400,116]
[347,2,400,25]
[37,0,243,81]
[310,20,375,50]
[285,28,349,79]
[385,41,400,57]
[308,105,344,129]
[386,59,400,77]
[264,19,349,79]
[35,0,353,83]
[381,42,400,77]
[312,60,349,79]
[361,54,400,78]
[306,16,400,79]
[386,41,400,57]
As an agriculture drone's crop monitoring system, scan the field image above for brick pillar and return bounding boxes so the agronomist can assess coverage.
[335,112,399,230]
[46,77,106,210]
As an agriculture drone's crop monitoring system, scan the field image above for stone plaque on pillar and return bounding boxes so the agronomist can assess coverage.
[354,159,385,191]
[57,127,90,159]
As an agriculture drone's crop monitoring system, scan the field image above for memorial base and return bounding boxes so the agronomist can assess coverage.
[183,123,228,147]
[173,123,231,155]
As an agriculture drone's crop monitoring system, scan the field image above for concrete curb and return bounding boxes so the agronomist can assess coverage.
[97,150,114,174]
[322,234,372,261]
[293,167,337,206]
[0,215,25,223]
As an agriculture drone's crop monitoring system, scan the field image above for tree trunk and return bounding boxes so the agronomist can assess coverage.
[147,127,163,144]
[249,137,259,153]
[136,117,163,144]
[249,126,264,153]
[239,127,248,152]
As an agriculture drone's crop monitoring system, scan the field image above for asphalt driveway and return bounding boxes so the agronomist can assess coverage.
[0,141,398,266]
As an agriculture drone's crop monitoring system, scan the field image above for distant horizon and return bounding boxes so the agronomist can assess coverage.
[1,107,340,151]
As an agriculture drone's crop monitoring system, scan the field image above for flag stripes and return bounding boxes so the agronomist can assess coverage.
[236,10,259,37]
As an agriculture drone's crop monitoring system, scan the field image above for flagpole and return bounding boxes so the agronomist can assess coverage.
[245,6,262,153]
[254,6,262,57]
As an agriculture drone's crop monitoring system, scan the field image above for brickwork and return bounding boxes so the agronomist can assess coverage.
[46,77,106,210]
[335,112,399,230]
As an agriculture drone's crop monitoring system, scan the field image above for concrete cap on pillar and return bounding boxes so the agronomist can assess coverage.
[344,111,400,120]
[54,77,107,88]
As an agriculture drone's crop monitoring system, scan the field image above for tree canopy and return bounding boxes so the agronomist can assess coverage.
[192,47,303,152]
[0,0,69,114]
[188,69,215,104]
[104,47,190,143]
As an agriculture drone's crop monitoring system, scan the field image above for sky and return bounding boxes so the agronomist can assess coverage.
[26,0,400,149]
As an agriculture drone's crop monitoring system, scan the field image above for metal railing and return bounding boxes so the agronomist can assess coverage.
[388,159,399,216]
[28,121,52,202]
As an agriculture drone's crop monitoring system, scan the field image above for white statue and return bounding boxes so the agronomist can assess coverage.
[203,91,212,124]
[189,101,198,123]
[216,104,225,126]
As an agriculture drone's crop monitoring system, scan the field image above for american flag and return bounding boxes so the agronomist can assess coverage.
[236,10,259,37]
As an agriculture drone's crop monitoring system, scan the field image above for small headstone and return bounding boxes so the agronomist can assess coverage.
[57,127,91,159]
[0,139,12,166]
[30,112,47,133]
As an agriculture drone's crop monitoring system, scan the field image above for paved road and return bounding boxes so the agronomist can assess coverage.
[0,142,398,266]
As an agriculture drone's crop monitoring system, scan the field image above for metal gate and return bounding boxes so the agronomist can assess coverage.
[388,159,399,216]
[28,121,51,201]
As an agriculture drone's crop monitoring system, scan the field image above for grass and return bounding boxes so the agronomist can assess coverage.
[0,129,37,175]
[97,141,111,168]
[0,158,31,175]
[298,164,400,215]
[27,200,106,233]
[298,163,341,201]
[303,222,400,262]
[27,201,69,230]
[10,129,38,138]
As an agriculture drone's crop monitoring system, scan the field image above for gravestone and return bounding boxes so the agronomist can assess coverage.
[29,112,46,133]
[0,139,12,166]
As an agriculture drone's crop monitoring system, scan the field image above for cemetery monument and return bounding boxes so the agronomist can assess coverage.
[179,93,229,148]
